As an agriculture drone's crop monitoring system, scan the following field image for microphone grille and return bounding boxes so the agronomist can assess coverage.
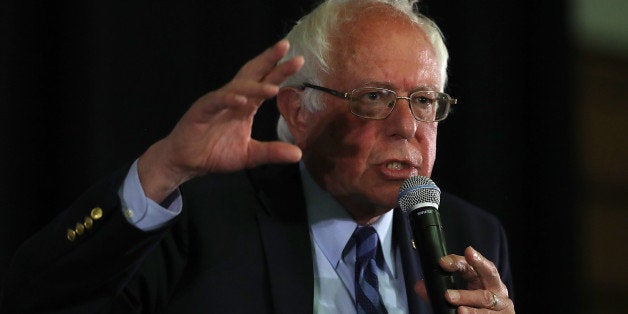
[397,176,441,213]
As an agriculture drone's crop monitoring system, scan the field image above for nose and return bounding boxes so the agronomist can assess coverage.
[384,97,418,139]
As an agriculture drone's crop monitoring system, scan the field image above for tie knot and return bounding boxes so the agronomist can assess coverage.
[354,225,379,262]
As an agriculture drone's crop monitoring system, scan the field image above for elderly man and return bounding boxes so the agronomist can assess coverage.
[1,0,514,313]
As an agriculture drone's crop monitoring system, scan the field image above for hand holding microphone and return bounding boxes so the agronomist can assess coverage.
[399,176,515,313]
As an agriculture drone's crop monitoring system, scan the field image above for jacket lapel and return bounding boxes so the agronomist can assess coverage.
[249,165,432,313]
[393,207,433,314]
[249,164,314,313]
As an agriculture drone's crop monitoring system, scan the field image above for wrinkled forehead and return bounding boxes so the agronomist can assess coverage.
[325,5,442,89]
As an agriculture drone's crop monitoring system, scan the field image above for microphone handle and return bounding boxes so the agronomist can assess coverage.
[409,207,456,314]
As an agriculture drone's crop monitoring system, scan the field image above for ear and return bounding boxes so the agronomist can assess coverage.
[277,87,309,144]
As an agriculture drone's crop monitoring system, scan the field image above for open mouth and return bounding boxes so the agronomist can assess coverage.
[385,161,408,170]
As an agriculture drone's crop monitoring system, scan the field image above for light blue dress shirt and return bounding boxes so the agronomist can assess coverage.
[118,160,182,231]
[300,164,409,313]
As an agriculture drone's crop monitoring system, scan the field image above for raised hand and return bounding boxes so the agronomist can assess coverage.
[138,40,304,203]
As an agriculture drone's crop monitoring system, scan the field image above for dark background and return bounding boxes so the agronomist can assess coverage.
[0,0,595,312]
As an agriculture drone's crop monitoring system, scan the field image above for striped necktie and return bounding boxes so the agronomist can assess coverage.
[354,225,387,314]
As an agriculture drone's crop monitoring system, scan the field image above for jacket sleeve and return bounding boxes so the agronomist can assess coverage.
[0,167,185,313]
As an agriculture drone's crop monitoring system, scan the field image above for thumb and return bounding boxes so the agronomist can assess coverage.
[247,140,302,167]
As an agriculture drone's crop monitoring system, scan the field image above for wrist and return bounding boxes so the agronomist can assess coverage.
[137,140,192,203]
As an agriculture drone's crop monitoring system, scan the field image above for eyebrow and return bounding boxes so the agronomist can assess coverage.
[353,80,441,92]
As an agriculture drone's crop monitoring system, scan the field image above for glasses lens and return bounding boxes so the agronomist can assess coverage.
[410,91,450,122]
[349,88,396,119]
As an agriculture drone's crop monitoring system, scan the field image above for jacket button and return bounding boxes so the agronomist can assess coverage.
[66,229,77,242]
[91,207,103,220]
[84,217,94,229]
[75,223,85,235]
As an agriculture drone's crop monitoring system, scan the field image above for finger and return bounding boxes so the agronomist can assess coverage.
[413,280,429,302]
[193,81,279,118]
[446,289,514,313]
[246,140,302,167]
[225,80,280,102]
[445,289,494,310]
[464,247,507,295]
[187,91,249,121]
[236,39,292,81]
[261,55,304,86]
[440,254,480,285]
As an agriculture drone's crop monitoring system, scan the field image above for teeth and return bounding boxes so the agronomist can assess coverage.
[386,162,405,170]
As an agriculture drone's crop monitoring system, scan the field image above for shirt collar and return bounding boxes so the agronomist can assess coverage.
[301,163,396,275]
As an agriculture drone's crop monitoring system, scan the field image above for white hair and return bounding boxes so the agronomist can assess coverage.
[276,0,449,143]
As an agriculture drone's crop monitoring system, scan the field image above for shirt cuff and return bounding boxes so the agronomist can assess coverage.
[118,159,183,231]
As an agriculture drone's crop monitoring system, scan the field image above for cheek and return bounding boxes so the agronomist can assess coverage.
[301,113,375,185]
[421,124,438,176]
[302,113,360,173]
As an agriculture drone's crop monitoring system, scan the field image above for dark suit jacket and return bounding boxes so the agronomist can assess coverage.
[1,163,513,313]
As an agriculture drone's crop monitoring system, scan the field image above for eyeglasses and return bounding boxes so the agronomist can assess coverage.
[301,83,457,122]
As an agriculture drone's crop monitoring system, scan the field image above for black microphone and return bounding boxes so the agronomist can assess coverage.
[398,176,456,314]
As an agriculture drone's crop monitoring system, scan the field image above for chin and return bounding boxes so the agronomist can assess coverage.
[369,193,399,211]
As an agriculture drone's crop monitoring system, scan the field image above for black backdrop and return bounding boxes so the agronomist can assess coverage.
[0,1,579,313]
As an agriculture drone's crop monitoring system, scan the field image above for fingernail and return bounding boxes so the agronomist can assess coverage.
[263,84,279,93]
[446,290,460,302]
[471,249,481,261]
[466,246,479,261]
[441,255,454,267]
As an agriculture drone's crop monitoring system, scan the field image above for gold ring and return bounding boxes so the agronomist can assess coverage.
[489,291,498,309]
